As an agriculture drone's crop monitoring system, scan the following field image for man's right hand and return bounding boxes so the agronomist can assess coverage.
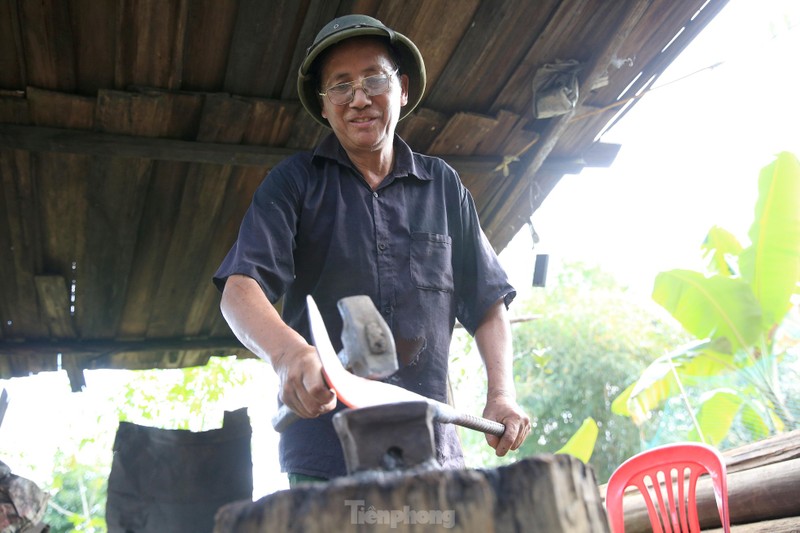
[273,345,337,419]
[219,275,337,419]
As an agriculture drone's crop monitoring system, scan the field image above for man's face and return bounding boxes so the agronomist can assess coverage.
[319,38,409,157]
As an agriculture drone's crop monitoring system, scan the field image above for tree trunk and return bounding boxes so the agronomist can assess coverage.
[214,454,610,532]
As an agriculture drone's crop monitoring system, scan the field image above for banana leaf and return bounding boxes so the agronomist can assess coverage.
[555,417,598,463]
[611,338,734,422]
[740,151,800,327]
[688,389,742,445]
[701,225,742,277]
[653,270,763,353]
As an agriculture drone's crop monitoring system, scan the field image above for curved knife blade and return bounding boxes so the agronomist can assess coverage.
[307,295,505,437]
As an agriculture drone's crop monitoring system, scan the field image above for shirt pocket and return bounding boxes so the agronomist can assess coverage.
[410,232,454,292]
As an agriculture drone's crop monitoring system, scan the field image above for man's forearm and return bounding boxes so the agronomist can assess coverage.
[220,274,336,417]
[474,298,516,400]
[219,274,308,366]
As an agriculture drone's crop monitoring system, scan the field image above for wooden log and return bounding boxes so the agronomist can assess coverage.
[723,429,800,474]
[618,457,800,533]
[707,515,800,533]
[214,454,610,532]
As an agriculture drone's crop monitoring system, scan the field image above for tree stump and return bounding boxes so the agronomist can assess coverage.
[214,454,610,532]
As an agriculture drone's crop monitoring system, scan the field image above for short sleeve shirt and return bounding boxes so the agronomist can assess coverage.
[214,133,515,478]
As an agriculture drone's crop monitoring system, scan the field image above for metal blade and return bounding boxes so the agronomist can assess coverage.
[306,296,505,437]
[307,295,428,408]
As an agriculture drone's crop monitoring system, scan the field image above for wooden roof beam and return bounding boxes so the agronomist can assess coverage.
[0,123,615,177]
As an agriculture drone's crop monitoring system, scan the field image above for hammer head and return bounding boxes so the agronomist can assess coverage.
[337,296,398,379]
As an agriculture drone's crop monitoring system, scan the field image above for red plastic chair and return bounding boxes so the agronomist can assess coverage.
[605,443,730,533]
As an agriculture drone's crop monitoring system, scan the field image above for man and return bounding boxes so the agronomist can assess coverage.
[214,14,530,484]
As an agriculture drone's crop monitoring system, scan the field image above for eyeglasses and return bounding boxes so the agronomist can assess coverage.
[319,69,398,106]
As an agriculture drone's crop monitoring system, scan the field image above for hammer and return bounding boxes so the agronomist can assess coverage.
[271,295,399,432]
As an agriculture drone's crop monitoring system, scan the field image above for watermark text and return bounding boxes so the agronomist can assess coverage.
[344,499,455,529]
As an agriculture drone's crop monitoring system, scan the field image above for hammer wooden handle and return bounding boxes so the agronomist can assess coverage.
[272,405,300,433]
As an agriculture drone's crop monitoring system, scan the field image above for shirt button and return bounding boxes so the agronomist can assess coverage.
[378,243,387,251]
[373,192,379,198]
[383,306,391,315]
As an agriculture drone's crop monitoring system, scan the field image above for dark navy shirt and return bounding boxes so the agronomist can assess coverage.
[214,133,515,478]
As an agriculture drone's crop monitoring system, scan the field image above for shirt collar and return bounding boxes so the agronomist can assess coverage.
[312,133,433,182]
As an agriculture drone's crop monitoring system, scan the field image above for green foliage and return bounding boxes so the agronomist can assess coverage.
[614,152,800,446]
[116,356,252,431]
[43,450,108,532]
[453,261,689,483]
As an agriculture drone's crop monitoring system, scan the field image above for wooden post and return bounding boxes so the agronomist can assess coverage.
[214,454,610,532]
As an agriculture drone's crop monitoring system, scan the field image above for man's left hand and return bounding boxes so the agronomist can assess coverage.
[482,392,531,456]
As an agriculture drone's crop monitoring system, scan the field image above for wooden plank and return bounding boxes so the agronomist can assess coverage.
[116,161,187,339]
[723,429,800,474]
[484,0,654,248]
[68,0,117,94]
[0,95,29,125]
[146,162,231,338]
[187,166,264,337]
[27,87,94,129]
[185,96,267,338]
[473,110,525,157]
[589,0,715,105]
[224,0,304,98]
[708,516,800,533]
[0,353,57,378]
[492,0,628,115]
[0,0,25,89]
[582,142,622,168]
[197,94,254,144]
[182,0,239,91]
[427,112,498,156]
[18,0,76,91]
[482,171,562,253]
[278,0,341,100]
[94,349,216,371]
[74,156,151,339]
[34,152,88,276]
[114,0,188,90]
[0,124,506,177]
[0,149,44,339]
[0,337,244,358]
[593,0,727,132]
[62,353,86,391]
[424,0,559,115]
[0,123,297,166]
[376,0,479,91]
[34,275,76,339]
[243,99,300,146]
[286,111,328,149]
[0,151,66,340]
[396,107,448,153]
[96,89,204,139]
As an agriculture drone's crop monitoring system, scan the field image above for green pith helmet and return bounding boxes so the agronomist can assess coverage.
[297,14,427,128]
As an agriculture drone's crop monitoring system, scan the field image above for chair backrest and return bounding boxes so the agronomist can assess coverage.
[605,443,730,533]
